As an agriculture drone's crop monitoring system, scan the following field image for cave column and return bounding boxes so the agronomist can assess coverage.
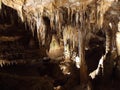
[78,7,91,88]
[78,27,92,89]
[79,29,88,84]
[103,22,114,80]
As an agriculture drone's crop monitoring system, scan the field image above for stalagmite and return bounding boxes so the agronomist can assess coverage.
[46,35,64,60]
[63,27,71,61]
[105,25,112,54]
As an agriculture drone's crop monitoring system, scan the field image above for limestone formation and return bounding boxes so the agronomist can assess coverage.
[0,0,120,90]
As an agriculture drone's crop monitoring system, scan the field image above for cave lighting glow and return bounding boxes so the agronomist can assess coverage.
[75,56,81,68]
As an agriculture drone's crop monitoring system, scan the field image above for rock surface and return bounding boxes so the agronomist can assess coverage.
[0,0,120,90]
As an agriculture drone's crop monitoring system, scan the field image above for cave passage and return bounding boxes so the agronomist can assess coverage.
[0,0,120,90]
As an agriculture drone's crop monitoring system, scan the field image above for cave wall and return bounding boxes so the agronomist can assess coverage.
[0,0,120,89]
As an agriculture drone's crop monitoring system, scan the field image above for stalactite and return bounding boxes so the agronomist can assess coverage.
[71,8,74,24]
[58,11,63,37]
[67,7,71,24]
[99,2,104,29]
[75,11,79,25]
[27,17,36,36]
[36,13,42,44]
[17,9,24,22]
[50,12,55,30]
[55,9,62,37]
[55,10,59,27]
[36,14,46,45]
[90,9,96,24]
[97,0,102,29]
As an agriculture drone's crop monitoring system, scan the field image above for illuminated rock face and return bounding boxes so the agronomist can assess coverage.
[116,22,120,56]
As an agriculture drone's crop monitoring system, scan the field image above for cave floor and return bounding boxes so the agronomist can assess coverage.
[0,24,120,90]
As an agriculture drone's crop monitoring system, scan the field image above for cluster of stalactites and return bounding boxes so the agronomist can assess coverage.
[0,2,22,25]
[23,6,85,46]
[96,0,115,29]
[24,7,93,47]
[22,0,115,46]
[22,2,46,45]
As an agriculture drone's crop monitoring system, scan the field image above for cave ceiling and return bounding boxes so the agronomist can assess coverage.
[1,0,119,26]
[0,0,120,60]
